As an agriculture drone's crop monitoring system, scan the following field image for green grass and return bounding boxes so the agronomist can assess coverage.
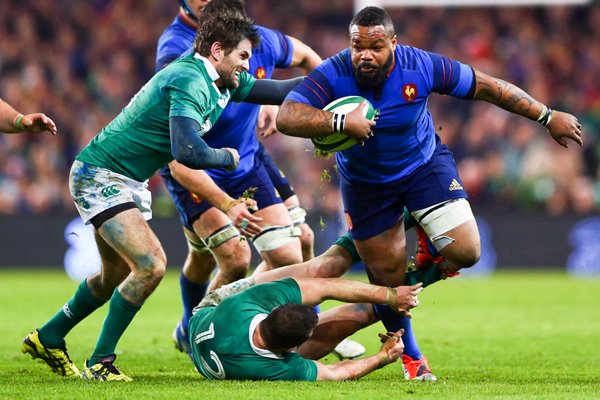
[1,269,599,399]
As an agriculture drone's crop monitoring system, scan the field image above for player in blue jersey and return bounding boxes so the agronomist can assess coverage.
[278,5,583,377]
[155,0,336,359]
[159,1,439,376]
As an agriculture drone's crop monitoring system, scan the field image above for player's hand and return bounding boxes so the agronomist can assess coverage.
[19,113,57,135]
[256,105,280,137]
[222,148,240,171]
[342,101,376,142]
[375,328,405,365]
[546,111,583,148]
[391,283,423,317]
[227,200,262,237]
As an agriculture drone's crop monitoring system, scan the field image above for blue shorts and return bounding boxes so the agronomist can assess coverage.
[256,143,295,201]
[341,141,468,240]
[160,156,283,231]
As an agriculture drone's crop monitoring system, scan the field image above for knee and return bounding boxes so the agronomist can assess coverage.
[136,248,167,284]
[299,224,314,249]
[214,241,251,278]
[446,243,481,269]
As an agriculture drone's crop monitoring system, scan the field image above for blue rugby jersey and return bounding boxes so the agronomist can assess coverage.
[286,46,476,184]
[155,15,294,179]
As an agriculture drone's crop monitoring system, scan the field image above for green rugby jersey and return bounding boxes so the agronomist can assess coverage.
[189,278,318,381]
[77,53,255,182]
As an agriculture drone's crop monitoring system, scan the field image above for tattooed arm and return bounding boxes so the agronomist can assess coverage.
[276,99,375,141]
[472,69,583,148]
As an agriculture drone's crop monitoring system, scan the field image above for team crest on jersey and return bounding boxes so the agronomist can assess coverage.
[217,92,231,108]
[255,67,266,79]
[402,84,418,102]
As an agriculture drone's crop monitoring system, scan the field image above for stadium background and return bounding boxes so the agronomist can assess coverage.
[0,0,598,274]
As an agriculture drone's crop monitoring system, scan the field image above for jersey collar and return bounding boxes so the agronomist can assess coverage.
[249,314,284,360]
[193,53,220,82]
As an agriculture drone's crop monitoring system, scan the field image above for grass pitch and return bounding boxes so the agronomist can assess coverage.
[1,269,599,399]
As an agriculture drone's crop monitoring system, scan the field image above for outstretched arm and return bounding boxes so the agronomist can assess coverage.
[472,69,582,148]
[294,277,422,314]
[245,77,305,105]
[315,329,405,380]
[0,99,57,135]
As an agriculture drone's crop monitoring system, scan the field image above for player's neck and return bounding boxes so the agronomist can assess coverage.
[253,324,269,350]
[178,9,199,29]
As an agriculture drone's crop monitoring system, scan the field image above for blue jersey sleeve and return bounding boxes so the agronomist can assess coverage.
[256,26,294,69]
[285,61,337,108]
[426,51,476,99]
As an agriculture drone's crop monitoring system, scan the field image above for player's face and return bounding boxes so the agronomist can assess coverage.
[215,39,252,89]
[187,0,211,19]
[350,24,396,89]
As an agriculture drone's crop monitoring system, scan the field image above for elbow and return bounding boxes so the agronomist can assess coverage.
[276,102,293,133]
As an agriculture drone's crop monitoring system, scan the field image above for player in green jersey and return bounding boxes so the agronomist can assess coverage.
[0,98,57,135]
[190,277,421,381]
[185,234,449,381]
[22,11,303,382]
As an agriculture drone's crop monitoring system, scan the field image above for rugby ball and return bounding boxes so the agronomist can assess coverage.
[311,96,376,153]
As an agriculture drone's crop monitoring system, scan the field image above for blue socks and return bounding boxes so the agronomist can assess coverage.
[180,273,208,333]
[373,304,422,360]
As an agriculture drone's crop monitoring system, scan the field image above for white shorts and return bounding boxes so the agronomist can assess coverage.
[69,160,152,224]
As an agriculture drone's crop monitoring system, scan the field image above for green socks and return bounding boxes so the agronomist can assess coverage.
[38,279,105,348]
[89,289,142,364]
[404,265,444,288]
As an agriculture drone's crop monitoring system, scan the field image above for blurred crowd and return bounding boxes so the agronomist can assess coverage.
[1,0,599,224]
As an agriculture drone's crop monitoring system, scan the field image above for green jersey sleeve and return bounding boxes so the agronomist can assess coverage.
[231,71,256,102]
[276,355,318,381]
[166,74,209,122]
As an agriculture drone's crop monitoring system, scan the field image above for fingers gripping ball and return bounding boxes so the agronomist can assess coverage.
[311,96,376,153]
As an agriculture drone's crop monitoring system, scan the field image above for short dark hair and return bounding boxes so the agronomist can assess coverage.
[202,0,247,18]
[261,304,319,351]
[193,11,259,56]
[349,6,395,38]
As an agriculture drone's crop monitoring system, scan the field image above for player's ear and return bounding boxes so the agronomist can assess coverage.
[390,35,397,49]
[210,42,224,62]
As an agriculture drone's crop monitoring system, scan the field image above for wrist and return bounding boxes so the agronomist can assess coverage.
[537,105,553,126]
[385,287,398,309]
[13,114,24,131]
[331,112,346,133]
[218,197,242,214]
[375,351,390,368]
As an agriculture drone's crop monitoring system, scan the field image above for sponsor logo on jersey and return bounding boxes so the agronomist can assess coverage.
[449,179,463,191]
[101,185,120,198]
[199,119,213,135]
[255,67,266,79]
[402,84,418,102]
[345,212,353,230]
[62,304,74,319]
